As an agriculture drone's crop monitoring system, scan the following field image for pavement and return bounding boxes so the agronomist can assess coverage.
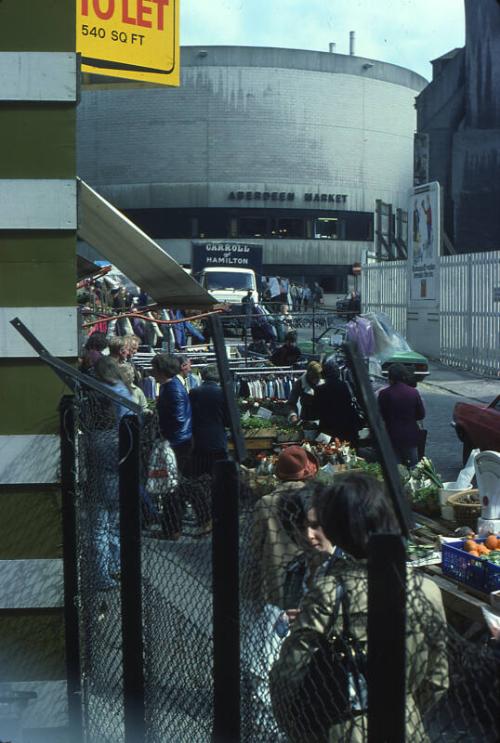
[421,361,500,404]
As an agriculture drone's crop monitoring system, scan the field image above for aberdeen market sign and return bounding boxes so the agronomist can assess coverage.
[77,0,180,86]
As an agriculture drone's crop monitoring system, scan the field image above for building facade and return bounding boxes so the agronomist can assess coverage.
[415,0,500,254]
[78,46,426,294]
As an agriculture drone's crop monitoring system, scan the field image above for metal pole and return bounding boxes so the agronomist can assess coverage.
[212,460,240,743]
[375,200,382,261]
[344,341,414,535]
[119,414,145,743]
[312,301,316,354]
[210,315,246,463]
[59,395,83,743]
[367,534,407,742]
[467,254,473,371]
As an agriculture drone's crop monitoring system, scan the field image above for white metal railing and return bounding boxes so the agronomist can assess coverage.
[361,261,407,335]
[441,251,500,375]
[362,251,500,376]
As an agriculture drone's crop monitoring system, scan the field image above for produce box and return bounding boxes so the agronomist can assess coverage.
[243,427,277,439]
[441,536,500,593]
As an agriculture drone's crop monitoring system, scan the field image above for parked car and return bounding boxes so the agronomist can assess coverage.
[378,351,429,381]
[336,292,361,319]
[300,314,430,381]
[452,395,500,463]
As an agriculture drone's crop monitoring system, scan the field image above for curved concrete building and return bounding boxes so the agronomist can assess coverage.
[78,46,427,293]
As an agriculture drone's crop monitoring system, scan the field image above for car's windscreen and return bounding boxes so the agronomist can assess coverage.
[204,272,254,290]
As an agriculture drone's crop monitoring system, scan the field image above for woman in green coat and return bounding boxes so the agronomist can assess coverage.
[269,474,449,743]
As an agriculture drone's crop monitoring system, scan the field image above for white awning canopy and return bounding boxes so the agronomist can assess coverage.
[77,178,216,308]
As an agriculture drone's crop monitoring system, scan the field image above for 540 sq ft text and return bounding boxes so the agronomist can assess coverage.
[81,24,145,44]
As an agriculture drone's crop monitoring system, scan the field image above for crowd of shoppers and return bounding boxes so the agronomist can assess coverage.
[261,276,323,310]
[76,311,484,743]
[75,273,495,743]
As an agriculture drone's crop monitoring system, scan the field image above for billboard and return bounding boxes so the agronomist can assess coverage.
[191,242,263,276]
[408,182,440,302]
[76,0,180,86]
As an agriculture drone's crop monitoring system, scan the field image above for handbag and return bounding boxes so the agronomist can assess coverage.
[271,584,367,739]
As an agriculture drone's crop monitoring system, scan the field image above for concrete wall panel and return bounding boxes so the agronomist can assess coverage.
[78,47,423,216]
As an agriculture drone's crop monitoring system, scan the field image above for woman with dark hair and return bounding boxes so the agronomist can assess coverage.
[271,330,302,366]
[270,473,448,743]
[79,331,109,372]
[315,472,399,559]
[378,362,425,468]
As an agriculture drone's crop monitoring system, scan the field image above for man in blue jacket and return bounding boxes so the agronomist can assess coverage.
[151,353,193,476]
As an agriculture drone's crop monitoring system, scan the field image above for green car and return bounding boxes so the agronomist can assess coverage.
[300,313,429,381]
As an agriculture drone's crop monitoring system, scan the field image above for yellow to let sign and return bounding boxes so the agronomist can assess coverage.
[77,0,179,86]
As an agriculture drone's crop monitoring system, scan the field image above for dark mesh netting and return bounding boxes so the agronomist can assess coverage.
[66,382,500,742]
[139,414,215,742]
[240,482,500,743]
[72,386,128,743]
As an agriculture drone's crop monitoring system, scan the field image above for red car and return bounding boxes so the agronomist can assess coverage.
[452,395,500,463]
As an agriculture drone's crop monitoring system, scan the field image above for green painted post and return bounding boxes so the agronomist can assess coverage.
[0,0,78,734]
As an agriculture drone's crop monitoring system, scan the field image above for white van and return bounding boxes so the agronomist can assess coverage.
[199,266,258,304]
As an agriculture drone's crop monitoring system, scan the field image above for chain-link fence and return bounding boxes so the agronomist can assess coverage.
[140,414,215,743]
[72,385,129,743]
[61,380,500,743]
[239,483,500,743]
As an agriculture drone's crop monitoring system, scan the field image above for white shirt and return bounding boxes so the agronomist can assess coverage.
[268,276,280,297]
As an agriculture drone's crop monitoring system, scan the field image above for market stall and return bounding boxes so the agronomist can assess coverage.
[238,430,500,635]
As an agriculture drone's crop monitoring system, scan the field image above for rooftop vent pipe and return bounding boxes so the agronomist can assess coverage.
[349,31,355,56]
[329,42,336,53]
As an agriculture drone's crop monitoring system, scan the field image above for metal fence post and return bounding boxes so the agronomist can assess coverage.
[119,414,145,743]
[212,460,240,743]
[60,395,83,743]
[467,253,473,371]
[312,302,316,353]
[367,533,407,743]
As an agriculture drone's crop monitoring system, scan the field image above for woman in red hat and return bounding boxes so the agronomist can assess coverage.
[247,446,319,608]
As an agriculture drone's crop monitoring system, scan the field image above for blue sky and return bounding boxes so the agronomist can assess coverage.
[181,0,466,81]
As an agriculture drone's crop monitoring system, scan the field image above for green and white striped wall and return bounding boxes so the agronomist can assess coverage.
[0,1,77,729]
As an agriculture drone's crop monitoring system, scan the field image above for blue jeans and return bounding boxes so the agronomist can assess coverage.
[90,506,120,586]
[86,430,121,587]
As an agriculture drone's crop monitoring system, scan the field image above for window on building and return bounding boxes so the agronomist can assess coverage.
[270,217,304,238]
[238,216,268,238]
[345,213,373,241]
[314,217,338,239]
[198,211,230,238]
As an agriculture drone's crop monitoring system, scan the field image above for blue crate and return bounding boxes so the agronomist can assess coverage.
[441,537,500,593]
